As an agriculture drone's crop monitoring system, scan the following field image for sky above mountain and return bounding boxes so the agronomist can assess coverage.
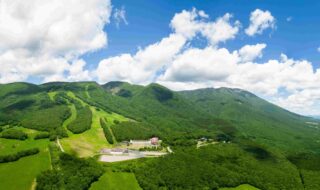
[0,0,320,116]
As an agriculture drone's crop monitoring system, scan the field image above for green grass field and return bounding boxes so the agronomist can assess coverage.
[219,184,260,190]
[89,171,142,190]
[1,126,40,140]
[0,138,51,190]
[60,92,128,157]
[47,91,57,101]
[0,137,49,154]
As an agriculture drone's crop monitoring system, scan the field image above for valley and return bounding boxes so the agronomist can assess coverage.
[0,81,319,190]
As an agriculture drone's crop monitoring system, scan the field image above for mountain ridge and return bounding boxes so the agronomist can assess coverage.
[0,81,319,153]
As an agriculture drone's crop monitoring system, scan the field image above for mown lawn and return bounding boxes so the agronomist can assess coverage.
[89,171,142,190]
[0,139,51,190]
[220,184,260,190]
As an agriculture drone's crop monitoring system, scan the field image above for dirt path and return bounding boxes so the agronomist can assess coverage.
[30,179,36,190]
[57,138,65,152]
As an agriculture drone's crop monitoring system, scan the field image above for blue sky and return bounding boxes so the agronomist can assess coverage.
[84,0,320,69]
[1,0,320,116]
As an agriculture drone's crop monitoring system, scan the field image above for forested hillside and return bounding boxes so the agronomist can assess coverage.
[179,87,320,153]
[0,81,320,190]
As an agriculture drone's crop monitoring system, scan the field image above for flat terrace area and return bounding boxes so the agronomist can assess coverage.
[99,150,167,162]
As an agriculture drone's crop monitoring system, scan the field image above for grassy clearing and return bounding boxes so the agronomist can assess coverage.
[219,184,260,190]
[89,171,142,190]
[0,138,48,155]
[67,91,86,106]
[6,126,44,140]
[61,107,110,157]
[0,139,50,190]
[60,91,128,157]
[95,108,128,125]
[47,91,57,101]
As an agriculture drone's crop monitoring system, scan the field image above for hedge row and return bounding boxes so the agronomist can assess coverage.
[0,128,28,140]
[100,118,114,144]
[34,132,50,140]
[0,148,40,163]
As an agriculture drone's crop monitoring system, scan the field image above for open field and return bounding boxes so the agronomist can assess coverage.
[1,126,40,140]
[100,151,167,162]
[61,107,111,157]
[47,91,57,101]
[0,137,49,154]
[219,184,260,190]
[89,171,142,190]
[0,138,50,190]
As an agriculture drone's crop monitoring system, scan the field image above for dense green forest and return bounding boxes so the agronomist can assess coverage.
[134,144,303,190]
[100,118,114,144]
[0,81,320,190]
[36,153,104,190]
[67,105,92,134]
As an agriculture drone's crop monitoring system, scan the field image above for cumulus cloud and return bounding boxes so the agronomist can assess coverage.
[238,43,266,62]
[95,8,320,115]
[96,34,186,84]
[170,8,240,45]
[96,8,240,84]
[67,59,91,82]
[1,4,319,115]
[0,0,111,83]
[159,47,238,82]
[113,6,128,28]
[245,9,275,36]
[158,49,320,115]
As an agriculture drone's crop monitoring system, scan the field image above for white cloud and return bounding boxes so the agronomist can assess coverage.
[170,8,203,39]
[159,47,238,82]
[276,89,320,115]
[67,59,91,81]
[198,10,209,18]
[158,48,320,115]
[1,4,319,116]
[96,8,239,84]
[170,8,240,45]
[113,6,128,28]
[201,13,240,46]
[0,0,112,83]
[317,47,320,52]
[245,9,275,36]
[238,43,266,62]
[96,33,186,84]
[95,8,320,115]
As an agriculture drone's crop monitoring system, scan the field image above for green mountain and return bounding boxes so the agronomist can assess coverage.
[1,81,320,190]
[179,87,320,153]
[0,81,319,152]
